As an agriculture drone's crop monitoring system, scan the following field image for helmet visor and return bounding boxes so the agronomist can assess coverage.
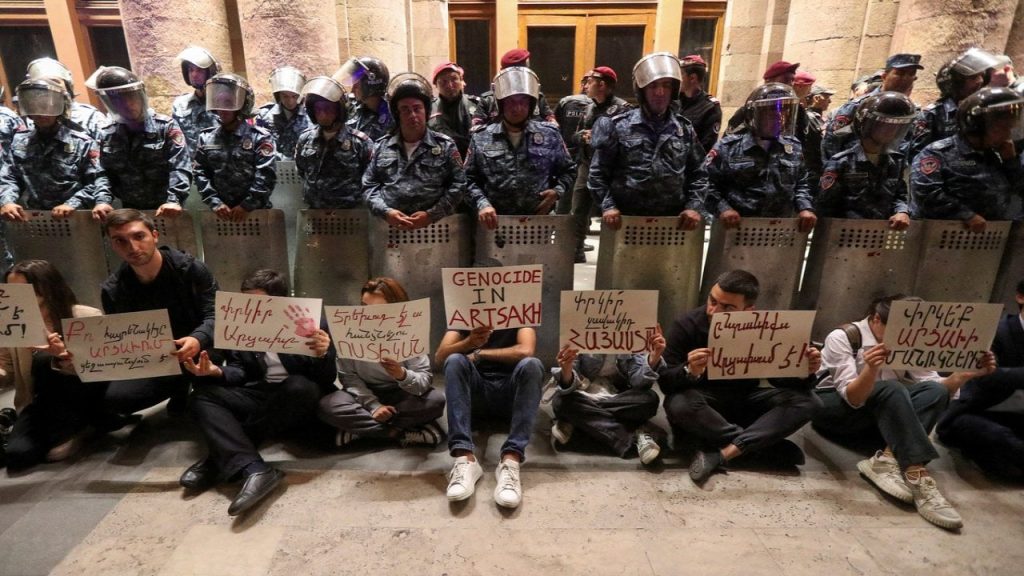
[177,47,216,70]
[493,66,539,100]
[859,111,915,153]
[981,100,1024,141]
[332,60,368,92]
[17,86,65,116]
[749,97,800,139]
[952,48,1003,76]
[302,76,345,102]
[206,81,246,112]
[633,53,681,89]
[98,86,149,124]
[270,67,305,95]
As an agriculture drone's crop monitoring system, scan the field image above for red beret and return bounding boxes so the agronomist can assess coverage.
[500,49,531,68]
[793,70,816,85]
[432,62,464,83]
[591,66,617,83]
[762,60,800,80]
[679,54,707,68]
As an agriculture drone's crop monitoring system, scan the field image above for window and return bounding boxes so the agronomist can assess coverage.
[89,26,131,69]
[454,19,492,96]
[678,3,726,95]
[0,26,57,94]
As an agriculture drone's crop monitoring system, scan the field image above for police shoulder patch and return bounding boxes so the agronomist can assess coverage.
[820,170,837,190]
[168,127,185,148]
[705,148,718,164]
[833,115,850,129]
[919,155,940,175]
[257,140,274,157]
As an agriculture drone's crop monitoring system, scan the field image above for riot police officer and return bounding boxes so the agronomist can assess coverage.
[912,87,1024,231]
[25,57,105,140]
[335,56,393,143]
[465,66,576,228]
[706,83,816,232]
[172,46,221,155]
[588,52,707,230]
[816,91,916,227]
[255,66,310,159]
[294,76,372,209]
[1,85,25,152]
[429,62,480,158]
[471,49,556,127]
[194,74,276,221]
[677,55,722,154]
[363,73,465,229]
[0,79,110,220]
[86,66,192,218]
[908,48,1002,160]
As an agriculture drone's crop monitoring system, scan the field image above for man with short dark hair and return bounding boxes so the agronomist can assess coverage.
[429,62,481,158]
[659,270,822,485]
[676,55,722,154]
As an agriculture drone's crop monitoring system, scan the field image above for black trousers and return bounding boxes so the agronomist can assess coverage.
[102,373,191,415]
[552,388,659,457]
[937,368,1024,478]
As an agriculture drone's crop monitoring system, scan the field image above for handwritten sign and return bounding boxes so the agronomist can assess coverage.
[708,310,816,380]
[883,301,1002,371]
[559,290,658,354]
[326,298,430,362]
[0,283,48,347]
[442,265,543,330]
[215,291,323,356]
[62,310,179,382]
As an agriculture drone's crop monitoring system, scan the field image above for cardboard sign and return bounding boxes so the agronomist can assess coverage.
[708,310,816,380]
[0,283,48,347]
[559,290,658,354]
[62,310,179,382]
[215,291,323,356]
[442,265,543,330]
[883,301,1002,371]
[326,298,430,362]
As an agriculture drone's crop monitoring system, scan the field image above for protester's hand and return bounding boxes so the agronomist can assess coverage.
[647,325,666,367]
[862,343,888,371]
[182,350,223,378]
[687,347,710,378]
[465,325,493,349]
[174,336,201,362]
[556,344,578,375]
[372,405,397,422]
[805,345,822,375]
[380,357,407,380]
[307,329,331,358]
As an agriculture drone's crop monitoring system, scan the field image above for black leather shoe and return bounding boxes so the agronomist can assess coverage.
[180,459,219,492]
[228,468,284,516]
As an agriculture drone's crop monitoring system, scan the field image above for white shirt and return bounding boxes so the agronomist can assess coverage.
[263,351,288,384]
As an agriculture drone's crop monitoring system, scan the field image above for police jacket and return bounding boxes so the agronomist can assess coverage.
[0,106,25,151]
[575,96,630,163]
[98,112,192,209]
[255,103,311,160]
[70,102,106,141]
[294,125,372,209]
[429,93,480,158]
[347,101,394,143]
[172,92,219,155]
[911,135,1024,221]
[822,91,871,161]
[554,93,590,158]
[363,129,466,222]
[909,97,958,161]
[588,108,708,216]
[677,89,722,154]
[0,120,110,209]
[194,121,277,210]
[705,132,814,217]
[815,141,908,219]
[465,120,576,215]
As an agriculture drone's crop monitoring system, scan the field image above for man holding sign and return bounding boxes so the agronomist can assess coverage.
[659,270,822,485]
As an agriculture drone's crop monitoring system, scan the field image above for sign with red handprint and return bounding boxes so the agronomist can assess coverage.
[215,291,324,356]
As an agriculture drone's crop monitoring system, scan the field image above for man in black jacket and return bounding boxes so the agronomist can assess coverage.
[659,270,822,485]
[180,269,336,516]
[101,209,218,415]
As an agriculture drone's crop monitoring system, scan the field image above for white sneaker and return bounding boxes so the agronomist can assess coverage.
[446,456,483,502]
[551,420,573,445]
[493,459,523,509]
[401,422,445,447]
[857,451,913,503]
[635,429,661,465]
[904,471,963,530]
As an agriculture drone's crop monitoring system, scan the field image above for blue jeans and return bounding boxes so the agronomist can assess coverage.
[444,354,544,461]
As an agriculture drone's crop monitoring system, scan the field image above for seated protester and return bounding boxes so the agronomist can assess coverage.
[86,66,192,218]
[938,279,1024,479]
[912,87,1024,231]
[0,79,111,222]
[364,73,466,230]
[814,295,995,531]
[318,277,445,447]
[466,66,576,228]
[0,260,102,470]
[437,324,544,509]
[101,209,217,415]
[255,66,310,160]
[194,74,276,222]
[180,269,336,516]
[816,91,916,229]
[659,270,822,485]
[548,330,665,465]
[706,83,817,233]
[294,76,372,209]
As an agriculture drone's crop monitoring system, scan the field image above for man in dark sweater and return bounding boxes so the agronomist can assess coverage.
[659,270,822,485]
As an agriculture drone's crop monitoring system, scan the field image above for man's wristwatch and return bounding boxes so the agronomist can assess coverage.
[684,364,701,381]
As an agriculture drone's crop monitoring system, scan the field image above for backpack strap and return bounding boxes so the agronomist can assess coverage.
[840,323,862,354]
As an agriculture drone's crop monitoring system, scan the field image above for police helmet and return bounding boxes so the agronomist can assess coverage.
[301,76,347,124]
[744,82,800,139]
[957,86,1024,140]
[205,73,255,118]
[493,66,540,113]
[334,57,389,99]
[1008,76,1024,98]
[85,66,149,125]
[853,91,916,153]
[16,78,70,118]
[936,48,1001,99]
[269,66,306,104]
[632,52,681,105]
[386,72,433,121]
[177,46,220,89]
[25,58,75,96]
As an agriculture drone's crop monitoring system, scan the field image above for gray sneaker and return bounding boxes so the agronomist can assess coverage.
[857,451,913,503]
[551,420,573,445]
[635,429,661,465]
[904,471,963,530]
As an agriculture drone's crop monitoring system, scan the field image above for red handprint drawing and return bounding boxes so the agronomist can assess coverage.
[284,305,317,337]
